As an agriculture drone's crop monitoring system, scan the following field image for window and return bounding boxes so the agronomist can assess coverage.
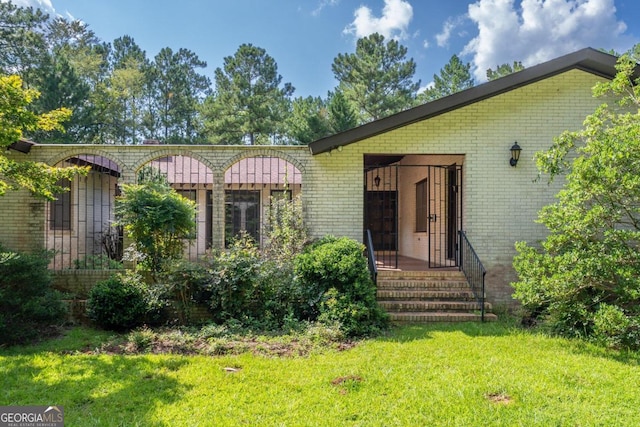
[415,178,428,232]
[225,190,260,246]
[50,179,72,230]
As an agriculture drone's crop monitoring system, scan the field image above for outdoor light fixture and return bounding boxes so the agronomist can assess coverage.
[374,174,381,188]
[510,142,522,167]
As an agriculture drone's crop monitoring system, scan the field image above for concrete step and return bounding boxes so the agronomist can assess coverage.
[389,312,498,323]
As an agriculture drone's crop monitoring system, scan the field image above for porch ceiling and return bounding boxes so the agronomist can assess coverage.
[364,154,405,170]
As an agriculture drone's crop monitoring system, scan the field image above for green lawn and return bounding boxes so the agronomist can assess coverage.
[1,321,639,426]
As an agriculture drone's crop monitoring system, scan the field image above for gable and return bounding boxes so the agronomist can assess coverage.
[309,47,623,155]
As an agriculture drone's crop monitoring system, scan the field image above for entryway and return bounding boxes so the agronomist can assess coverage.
[364,154,463,270]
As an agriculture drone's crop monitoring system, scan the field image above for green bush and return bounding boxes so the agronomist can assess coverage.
[158,259,212,324]
[72,254,123,270]
[206,234,266,323]
[87,273,148,331]
[0,247,67,345]
[293,236,388,336]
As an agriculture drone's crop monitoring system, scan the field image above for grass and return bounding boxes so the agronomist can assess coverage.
[2,320,640,426]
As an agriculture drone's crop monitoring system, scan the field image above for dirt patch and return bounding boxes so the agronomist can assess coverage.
[486,392,514,405]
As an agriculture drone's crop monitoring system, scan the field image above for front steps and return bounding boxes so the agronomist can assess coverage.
[376,270,497,323]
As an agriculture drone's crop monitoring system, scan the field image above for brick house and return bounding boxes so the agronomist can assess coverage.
[0,47,621,312]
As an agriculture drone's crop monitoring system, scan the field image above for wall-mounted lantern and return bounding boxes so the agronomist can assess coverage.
[374,174,381,188]
[510,142,522,167]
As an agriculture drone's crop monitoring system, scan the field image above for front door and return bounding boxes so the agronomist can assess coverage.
[364,161,462,269]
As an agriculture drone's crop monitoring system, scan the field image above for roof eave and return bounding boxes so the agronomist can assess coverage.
[309,47,621,155]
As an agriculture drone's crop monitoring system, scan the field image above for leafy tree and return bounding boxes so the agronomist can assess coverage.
[115,181,197,274]
[512,54,640,348]
[0,2,48,85]
[29,17,108,143]
[486,61,524,81]
[202,44,294,145]
[327,90,358,133]
[332,33,419,123]
[286,96,331,144]
[97,36,148,144]
[0,74,87,199]
[144,47,211,144]
[420,54,474,102]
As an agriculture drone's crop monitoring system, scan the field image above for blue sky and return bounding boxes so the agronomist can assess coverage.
[6,0,640,98]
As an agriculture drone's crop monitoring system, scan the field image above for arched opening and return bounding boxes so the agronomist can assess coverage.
[46,154,122,270]
[140,155,215,260]
[224,156,302,247]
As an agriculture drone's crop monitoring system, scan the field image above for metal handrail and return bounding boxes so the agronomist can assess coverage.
[458,231,487,321]
[365,229,378,285]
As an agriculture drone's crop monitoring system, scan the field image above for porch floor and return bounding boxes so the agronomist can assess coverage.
[375,254,458,272]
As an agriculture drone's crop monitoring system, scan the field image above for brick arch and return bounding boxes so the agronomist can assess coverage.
[221,148,306,176]
[133,149,218,176]
[45,149,127,175]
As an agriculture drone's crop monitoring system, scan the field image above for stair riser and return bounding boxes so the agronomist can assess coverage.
[377,291,476,301]
[380,302,492,312]
[375,272,495,322]
[377,281,471,289]
[390,313,498,323]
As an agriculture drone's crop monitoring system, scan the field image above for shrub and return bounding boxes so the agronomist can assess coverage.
[293,236,388,336]
[72,254,123,270]
[87,273,148,331]
[115,182,196,273]
[158,259,212,324]
[0,247,67,345]
[263,193,309,265]
[593,304,640,349]
[206,234,266,323]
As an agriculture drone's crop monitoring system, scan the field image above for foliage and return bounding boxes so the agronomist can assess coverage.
[0,246,67,345]
[202,43,294,145]
[86,273,148,331]
[263,193,309,265]
[332,33,419,123]
[420,54,474,102]
[486,61,524,81]
[0,74,88,199]
[0,2,48,80]
[512,54,640,348]
[158,259,212,324]
[144,47,211,144]
[115,181,197,273]
[72,254,123,270]
[293,236,388,336]
[327,90,358,133]
[206,234,266,323]
[285,96,331,144]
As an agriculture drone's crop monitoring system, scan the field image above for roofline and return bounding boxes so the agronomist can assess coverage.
[8,139,37,154]
[308,47,624,155]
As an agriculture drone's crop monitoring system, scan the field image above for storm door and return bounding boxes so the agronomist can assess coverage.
[427,164,463,268]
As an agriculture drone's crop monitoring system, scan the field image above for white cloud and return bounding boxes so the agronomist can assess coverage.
[463,0,634,81]
[312,0,340,16]
[436,16,466,48]
[344,0,413,40]
[1,0,56,15]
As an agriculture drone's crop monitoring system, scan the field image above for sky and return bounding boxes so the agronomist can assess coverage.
[5,0,640,98]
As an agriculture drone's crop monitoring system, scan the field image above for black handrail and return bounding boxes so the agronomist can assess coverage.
[458,231,487,321]
[365,229,378,285]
